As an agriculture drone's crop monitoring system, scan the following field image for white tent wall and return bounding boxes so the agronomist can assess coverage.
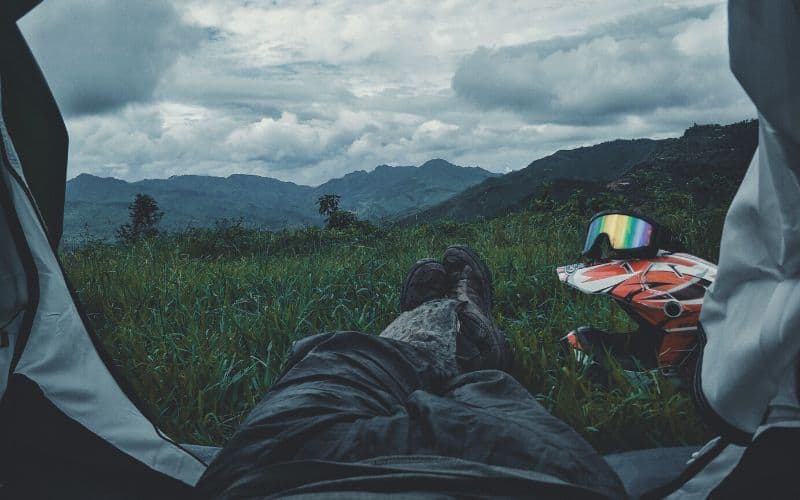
[656,2,800,497]
[696,0,800,437]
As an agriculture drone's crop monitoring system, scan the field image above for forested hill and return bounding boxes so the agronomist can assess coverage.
[402,120,758,224]
[64,159,497,242]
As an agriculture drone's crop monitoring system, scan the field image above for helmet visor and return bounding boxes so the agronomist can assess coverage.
[582,213,654,256]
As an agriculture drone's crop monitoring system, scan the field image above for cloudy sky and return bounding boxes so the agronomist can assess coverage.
[19,0,755,186]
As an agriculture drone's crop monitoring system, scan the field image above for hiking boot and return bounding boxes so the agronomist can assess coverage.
[442,245,494,314]
[400,258,449,312]
[443,245,511,371]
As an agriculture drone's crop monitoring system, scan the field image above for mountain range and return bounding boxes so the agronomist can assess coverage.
[64,159,498,242]
[401,120,758,224]
[64,120,759,243]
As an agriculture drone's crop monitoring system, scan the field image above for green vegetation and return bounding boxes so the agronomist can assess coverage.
[61,176,731,454]
[116,193,164,244]
[317,193,362,230]
[63,159,497,243]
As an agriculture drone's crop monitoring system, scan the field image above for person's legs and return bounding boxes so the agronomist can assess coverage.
[198,247,623,498]
[197,329,454,495]
[200,255,466,494]
[432,370,625,496]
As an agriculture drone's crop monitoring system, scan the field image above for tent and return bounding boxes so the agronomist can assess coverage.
[2,0,800,498]
[657,2,800,497]
[0,1,208,497]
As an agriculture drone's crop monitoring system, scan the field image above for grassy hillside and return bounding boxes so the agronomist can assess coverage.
[61,174,735,452]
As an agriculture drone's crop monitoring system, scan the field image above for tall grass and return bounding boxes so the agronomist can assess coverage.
[62,198,724,453]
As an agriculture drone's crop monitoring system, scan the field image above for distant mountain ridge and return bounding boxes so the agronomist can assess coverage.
[402,121,758,224]
[64,159,498,242]
[318,159,496,220]
[64,121,759,244]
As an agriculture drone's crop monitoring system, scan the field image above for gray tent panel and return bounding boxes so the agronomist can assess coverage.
[0,6,208,494]
[652,2,800,497]
[697,0,800,438]
[0,0,42,24]
[0,88,206,487]
[0,184,28,398]
[0,20,67,249]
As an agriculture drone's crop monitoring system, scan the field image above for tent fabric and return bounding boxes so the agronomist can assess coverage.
[0,90,206,488]
[0,375,201,499]
[660,424,800,499]
[662,439,745,499]
[696,0,800,439]
[0,0,42,24]
[0,11,208,493]
[198,331,627,499]
[709,425,800,497]
[0,21,67,248]
[654,1,800,497]
[0,174,30,398]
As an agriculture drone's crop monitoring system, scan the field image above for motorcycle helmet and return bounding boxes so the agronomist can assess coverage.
[557,211,717,383]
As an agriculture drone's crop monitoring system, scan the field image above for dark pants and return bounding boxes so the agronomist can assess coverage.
[198,332,625,499]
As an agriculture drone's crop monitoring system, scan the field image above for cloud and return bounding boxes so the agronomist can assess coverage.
[17,0,755,186]
[412,120,461,147]
[223,110,379,169]
[451,5,742,125]
[19,0,203,116]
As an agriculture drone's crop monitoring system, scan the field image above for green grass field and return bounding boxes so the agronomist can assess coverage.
[62,195,727,454]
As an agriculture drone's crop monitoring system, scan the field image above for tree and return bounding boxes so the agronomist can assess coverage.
[317,193,358,230]
[117,193,164,243]
[317,194,341,218]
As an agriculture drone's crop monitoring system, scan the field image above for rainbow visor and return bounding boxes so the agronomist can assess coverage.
[582,212,654,257]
